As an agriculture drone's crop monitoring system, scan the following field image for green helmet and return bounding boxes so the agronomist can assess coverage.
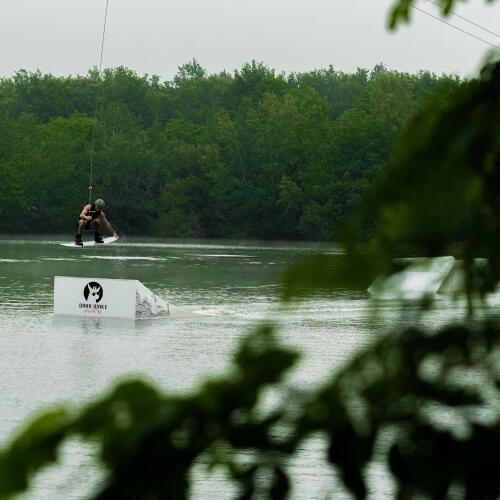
[94,198,105,207]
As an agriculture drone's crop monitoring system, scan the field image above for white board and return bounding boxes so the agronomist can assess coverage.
[54,276,170,320]
[60,236,118,248]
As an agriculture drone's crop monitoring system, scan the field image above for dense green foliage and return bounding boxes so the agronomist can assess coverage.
[0,62,459,239]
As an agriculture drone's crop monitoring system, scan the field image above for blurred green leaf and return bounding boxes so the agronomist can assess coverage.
[0,408,70,498]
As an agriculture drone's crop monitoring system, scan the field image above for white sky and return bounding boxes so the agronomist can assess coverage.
[0,0,498,81]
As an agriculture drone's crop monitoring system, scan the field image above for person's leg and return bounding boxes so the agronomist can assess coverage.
[91,219,104,243]
[77,220,86,235]
[75,220,86,245]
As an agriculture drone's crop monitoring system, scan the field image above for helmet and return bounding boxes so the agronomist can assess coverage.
[94,198,105,207]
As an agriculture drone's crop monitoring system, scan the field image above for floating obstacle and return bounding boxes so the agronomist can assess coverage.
[54,276,169,320]
[368,256,464,299]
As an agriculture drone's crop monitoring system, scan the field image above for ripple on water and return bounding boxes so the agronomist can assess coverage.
[42,258,80,262]
[81,256,167,261]
[0,259,38,263]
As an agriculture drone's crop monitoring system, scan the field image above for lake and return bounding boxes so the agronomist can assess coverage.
[0,235,491,499]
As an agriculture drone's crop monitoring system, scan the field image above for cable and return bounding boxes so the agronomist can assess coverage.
[88,0,110,204]
[410,4,500,51]
[425,0,500,39]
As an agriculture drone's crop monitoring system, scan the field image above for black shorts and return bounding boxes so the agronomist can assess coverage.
[78,219,94,230]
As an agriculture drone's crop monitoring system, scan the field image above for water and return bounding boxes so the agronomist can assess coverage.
[0,235,495,499]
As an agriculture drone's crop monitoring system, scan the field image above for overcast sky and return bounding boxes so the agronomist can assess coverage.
[1,0,498,81]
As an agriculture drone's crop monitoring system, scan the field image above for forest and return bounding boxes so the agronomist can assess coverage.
[0,61,460,239]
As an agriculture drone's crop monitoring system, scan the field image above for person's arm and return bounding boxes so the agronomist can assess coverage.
[79,205,91,221]
[100,212,118,238]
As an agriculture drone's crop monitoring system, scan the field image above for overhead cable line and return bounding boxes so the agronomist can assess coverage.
[425,0,500,39]
[88,0,110,204]
[410,3,500,50]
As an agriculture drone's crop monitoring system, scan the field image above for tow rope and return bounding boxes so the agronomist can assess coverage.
[88,0,110,204]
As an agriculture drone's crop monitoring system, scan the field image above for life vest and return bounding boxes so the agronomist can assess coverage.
[88,204,102,220]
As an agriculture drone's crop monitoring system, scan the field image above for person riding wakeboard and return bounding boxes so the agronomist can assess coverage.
[75,198,118,246]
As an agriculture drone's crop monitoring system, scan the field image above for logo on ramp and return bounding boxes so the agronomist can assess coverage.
[83,282,103,303]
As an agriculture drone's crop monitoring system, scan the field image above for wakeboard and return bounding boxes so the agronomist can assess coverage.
[61,236,118,248]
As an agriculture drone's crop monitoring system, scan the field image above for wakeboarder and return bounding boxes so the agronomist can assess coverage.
[75,198,118,246]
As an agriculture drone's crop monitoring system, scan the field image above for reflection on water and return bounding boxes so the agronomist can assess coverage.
[0,235,496,499]
[53,315,136,334]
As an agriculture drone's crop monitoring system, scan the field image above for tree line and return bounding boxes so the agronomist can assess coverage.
[0,61,460,239]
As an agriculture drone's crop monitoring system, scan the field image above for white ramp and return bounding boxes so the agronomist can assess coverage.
[368,256,456,299]
[54,276,169,320]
